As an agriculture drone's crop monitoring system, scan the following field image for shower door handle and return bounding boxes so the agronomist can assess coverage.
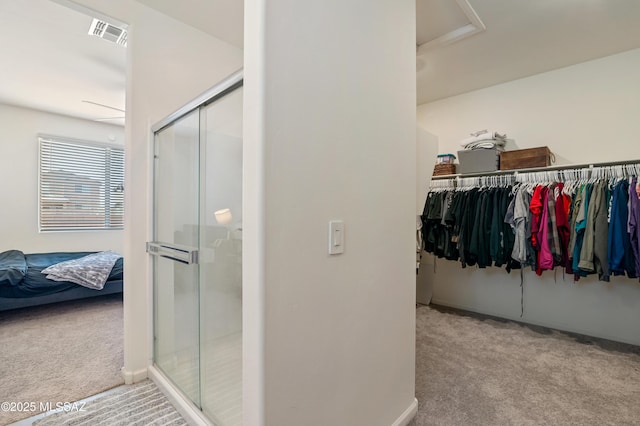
[146,242,199,265]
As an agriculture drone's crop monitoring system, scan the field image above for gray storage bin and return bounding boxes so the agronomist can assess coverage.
[457,148,501,174]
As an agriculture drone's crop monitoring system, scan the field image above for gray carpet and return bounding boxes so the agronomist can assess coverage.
[411,305,640,426]
[0,294,124,425]
[31,380,186,426]
[6,296,640,425]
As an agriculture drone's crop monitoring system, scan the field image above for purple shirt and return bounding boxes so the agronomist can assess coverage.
[629,177,640,278]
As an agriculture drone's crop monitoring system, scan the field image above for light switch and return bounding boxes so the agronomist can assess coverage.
[328,220,345,255]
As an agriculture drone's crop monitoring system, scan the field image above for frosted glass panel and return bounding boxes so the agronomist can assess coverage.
[152,81,243,423]
[153,110,201,407]
[200,87,243,425]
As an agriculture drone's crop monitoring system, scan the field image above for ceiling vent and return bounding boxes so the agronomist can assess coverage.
[88,18,127,47]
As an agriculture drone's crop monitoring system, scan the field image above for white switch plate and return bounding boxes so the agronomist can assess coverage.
[328,220,344,255]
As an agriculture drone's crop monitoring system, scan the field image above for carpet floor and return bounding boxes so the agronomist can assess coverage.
[0,294,124,425]
[411,305,640,426]
[5,296,639,425]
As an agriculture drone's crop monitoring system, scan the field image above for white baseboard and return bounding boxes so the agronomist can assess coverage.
[391,398,418,426]
[121,367,148,384]
[148,365,213,426]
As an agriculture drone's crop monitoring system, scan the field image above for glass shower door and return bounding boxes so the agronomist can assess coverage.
[149,73,243,424]
[151,109,202,407]
[199,86,243,425]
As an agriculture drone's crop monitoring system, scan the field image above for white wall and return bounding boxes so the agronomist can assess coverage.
[416,128,438,305]
[417,48,640,345]
[245,1,417,425]
[0,103,124,253]
[70,0,243,383]
[416,127,438,215]
[123,3,242,384]
[418,48,640,165]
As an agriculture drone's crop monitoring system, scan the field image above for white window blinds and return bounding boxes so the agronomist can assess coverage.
[39,136,124,231]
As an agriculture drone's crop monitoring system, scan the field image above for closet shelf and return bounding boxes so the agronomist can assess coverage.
[431,158,640,180]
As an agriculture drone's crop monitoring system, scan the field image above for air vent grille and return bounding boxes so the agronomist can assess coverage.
[88,18,127,47]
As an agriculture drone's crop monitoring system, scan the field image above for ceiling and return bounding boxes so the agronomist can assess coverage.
[137,0,640,105]
[1,0,639,124]
[135,0,244,48]
[0,0,126,125]
[416,0,640,104]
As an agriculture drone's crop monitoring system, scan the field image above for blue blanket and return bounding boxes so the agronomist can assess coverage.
[0,252,123,298]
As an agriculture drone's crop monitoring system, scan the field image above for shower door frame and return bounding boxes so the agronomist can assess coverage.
[147,69,243,422]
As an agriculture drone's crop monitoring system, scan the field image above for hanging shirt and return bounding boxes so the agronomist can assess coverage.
[628,177,640,279]
[458,188,480,268]
[490,188,503,264]
[509,186,535,268]
[593,180,611,281]
[547,184,561,266]
[443,191,461,261]
[577,180,610,281]
[554,183,571,271]
[572,183,592,279]
[578,180,601,273]
[536,186,554,274]
[608,179,636,278]
[492,187,515,269]
[568,185,584,259]
[595,181,611,281]
[530,185,544,253]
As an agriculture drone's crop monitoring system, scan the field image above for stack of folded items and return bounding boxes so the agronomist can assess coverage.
[460,130,507,150]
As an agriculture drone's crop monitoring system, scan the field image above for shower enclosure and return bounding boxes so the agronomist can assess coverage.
[147,71,243,425]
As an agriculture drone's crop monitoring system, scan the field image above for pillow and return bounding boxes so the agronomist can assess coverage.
[0,250,27,286]
[41,251,122,290]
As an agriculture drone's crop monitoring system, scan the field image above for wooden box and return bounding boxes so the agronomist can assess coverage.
[433,163,457,176]
[500,147,551,170]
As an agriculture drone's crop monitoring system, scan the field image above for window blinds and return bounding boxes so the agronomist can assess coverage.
[39,136,124,231]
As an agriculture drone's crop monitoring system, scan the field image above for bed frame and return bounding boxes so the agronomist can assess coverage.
[0,279,123,312]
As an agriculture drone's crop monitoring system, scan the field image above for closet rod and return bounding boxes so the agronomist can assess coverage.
[431,158,640,180]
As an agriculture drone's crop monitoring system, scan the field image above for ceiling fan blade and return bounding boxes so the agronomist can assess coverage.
[82,100,126,113]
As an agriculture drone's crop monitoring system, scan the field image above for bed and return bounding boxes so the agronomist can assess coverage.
[0,250,123,312]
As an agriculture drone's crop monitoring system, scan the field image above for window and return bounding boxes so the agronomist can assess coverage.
[39,136,124,231]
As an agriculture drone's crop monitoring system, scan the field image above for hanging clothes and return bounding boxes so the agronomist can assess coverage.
[458,188,480,268]
[546,184,562,267]
[608,179,636,278]
[572,183,592,279]
[554,183,572,272]
[578,180,610,281]
[493,187,517,270]
[593,181,611,281]
[422,185,516,271]
[421,190,458,260]
[567,185,583,266]
[629,177,640,279]
[508,185,535,269]
[538,184,561,273]
[425,163,640,286]
[530,185,544,259]
[470,188,494,268]
[534,186,554,275]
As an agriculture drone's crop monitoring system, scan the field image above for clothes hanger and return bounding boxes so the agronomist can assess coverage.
[562,169,572,195]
